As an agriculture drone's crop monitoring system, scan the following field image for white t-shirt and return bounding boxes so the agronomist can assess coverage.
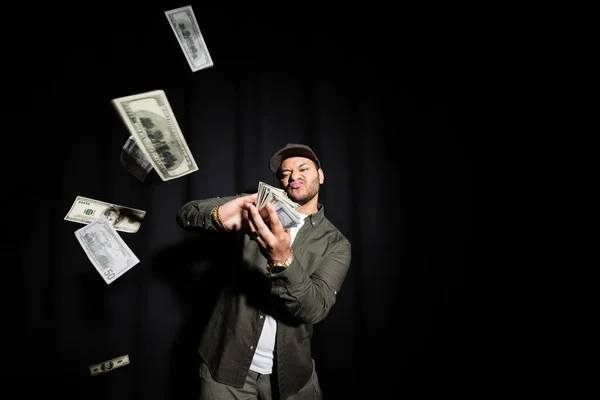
[249,212,308,374]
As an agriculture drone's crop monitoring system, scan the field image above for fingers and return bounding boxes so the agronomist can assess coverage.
[253,234,267,248]
[237,193,258,211]
[264,203,283,232]
[243,203,264,245]
[248,204,273,242]
[246,193,259,204]
[248,217,268,248]
[241,207,249,227]
[246,212,258,235]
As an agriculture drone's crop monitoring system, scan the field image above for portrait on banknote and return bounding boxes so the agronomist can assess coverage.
[103,207,125,228]
[112,90,198,181]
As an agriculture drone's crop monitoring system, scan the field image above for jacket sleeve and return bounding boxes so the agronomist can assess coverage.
[269,239,351,324]
[175,195,241,233]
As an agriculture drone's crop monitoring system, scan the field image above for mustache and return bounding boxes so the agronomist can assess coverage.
[285,180,304,190]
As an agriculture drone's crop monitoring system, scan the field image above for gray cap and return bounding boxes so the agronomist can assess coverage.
[269,143,321,173]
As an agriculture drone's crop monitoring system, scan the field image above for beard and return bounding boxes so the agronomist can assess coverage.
[285,178,320,205]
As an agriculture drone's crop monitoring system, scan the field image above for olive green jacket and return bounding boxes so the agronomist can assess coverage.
[176,195,351,399]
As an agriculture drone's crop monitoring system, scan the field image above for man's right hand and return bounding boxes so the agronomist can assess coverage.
[217,193,258,232]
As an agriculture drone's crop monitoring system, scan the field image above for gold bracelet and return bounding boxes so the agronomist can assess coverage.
[267,249,295,268]
[266,250,294,276]
[211,206,230,232]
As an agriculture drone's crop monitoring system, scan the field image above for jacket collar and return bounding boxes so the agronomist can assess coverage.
[305,203,325,226]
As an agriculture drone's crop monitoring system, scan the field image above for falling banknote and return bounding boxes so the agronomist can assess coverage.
[64,196,146,233]
[74,215,140,284]
[165,5,213,72]
[89,354,130,377]
[111,89,198,181]
[121,135,153,182]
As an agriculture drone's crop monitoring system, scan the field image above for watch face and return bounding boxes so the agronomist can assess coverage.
[269,266,287,275]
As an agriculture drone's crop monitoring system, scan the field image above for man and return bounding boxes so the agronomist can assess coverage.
[176,143,351,399]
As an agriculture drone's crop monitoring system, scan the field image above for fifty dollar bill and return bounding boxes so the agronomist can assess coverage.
[111,89,198,181]
[89,354,130,376]
[165,5,214,72]
[64,196,146,233]
[74,215,140,285]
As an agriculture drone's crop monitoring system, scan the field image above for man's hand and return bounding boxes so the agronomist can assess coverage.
[245,203,292,264]
[217,193,258,232]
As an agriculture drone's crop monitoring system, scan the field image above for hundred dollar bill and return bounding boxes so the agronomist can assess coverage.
[256,181,302,229]
[74,215,140,285]
[258,183,300,212]
[121,135,153,182]
[257,181,301,211]
[111,89,198,181]
[165,5,213,72]
[64,196,146,233]
[271,199,301,230]
[89,354,130,376]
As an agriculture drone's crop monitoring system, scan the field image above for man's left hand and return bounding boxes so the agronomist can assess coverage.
[245,203,292,264]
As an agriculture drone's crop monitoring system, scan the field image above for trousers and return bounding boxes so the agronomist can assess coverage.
[199,361,322,400]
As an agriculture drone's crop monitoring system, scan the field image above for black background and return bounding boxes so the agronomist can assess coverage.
[10,2,474,398]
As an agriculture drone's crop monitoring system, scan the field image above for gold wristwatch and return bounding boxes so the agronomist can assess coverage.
[267,250,294,275]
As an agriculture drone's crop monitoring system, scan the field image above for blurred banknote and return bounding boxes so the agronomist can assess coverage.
[89,354,130,376]
[75,215,140,285]
[121,135,153,182]
[165,5,213,72]
[111,89,198,181]
[257,181,302,229]
[64,196,146,233]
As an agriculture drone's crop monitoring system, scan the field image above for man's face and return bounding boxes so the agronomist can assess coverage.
[278,156,323,205]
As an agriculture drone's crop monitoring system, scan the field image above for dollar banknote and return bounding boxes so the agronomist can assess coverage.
[257,181,302,229]
[270,200,302,230]
[64,196,146,233]
[121,135,153,182]
[111,89,198,181]
[74,215,140,285]
[258,181,301,211]
[89,354,130,376]
[165,5,213,72]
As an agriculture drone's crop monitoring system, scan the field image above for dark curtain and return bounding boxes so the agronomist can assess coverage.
[11,3,472,399]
